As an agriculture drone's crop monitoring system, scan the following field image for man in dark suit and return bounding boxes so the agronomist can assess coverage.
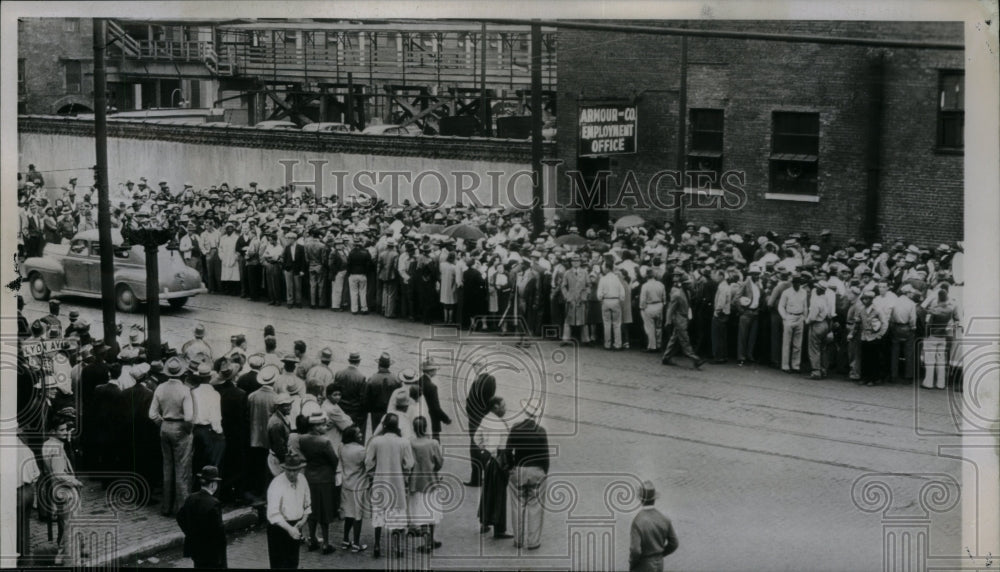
[506,398,550,550]
[121,364,163,498]
[237,354,264,395]
[462,254,488,330]
[176,465,228,569]
[629,481,679,572]
[464,358,496,487]
[332,352,368,436]
[213,361,249,505]
[417,359,452,442]
[281,231,307,308]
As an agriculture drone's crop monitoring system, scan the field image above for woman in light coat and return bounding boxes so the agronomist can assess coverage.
[365,413,415,559]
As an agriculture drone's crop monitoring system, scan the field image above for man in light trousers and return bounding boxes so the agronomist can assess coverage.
[639,270,666,351]
[597,264,625,350]
[778,275,808,373]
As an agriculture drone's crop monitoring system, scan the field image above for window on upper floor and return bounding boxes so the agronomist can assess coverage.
[937,70,964,151]
[769,111,819,195]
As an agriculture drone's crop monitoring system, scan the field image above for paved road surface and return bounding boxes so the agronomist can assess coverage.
[19,289,965,570]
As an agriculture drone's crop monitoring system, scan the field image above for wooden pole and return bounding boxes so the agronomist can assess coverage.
[93,19,118,345]
[145,244,161,361]
[530,22,544,236]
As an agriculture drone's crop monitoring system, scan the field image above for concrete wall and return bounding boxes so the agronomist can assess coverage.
[18,125,551,209]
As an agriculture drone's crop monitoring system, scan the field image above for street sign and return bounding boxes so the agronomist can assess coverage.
[21,338,78,358]
[578,104,638,157]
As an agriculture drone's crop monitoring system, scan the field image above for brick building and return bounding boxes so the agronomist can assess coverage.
[554,21,964,244]
[18,17,95,115]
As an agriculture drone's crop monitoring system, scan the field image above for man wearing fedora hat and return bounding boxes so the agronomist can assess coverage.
[333,352,368,437]
[417,358,452,442]
[267,393,295,477]
[364,352,399,431]
[248,365,280,499]
[266,451,311,569]
[629,480,679,572]
[176,465,227,569]
[190,362,226,492]
[211,359,249,504]
[149,356,195,516]
[506,397,550,550]
[661,271,705,369]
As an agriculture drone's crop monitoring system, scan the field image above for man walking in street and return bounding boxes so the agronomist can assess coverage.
[661,271,705,369]
[629,481,679,572]
[176,465,228,569]
[148,356,195,517]
[417,358,452,442]
[507,397,550,550]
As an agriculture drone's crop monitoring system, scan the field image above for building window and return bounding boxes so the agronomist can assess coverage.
[687,108,724,189]
[937,70,964,151]
[64,60,82,94]
[18,58,25,86]
[770,111,819,195]
[64,18,79,33]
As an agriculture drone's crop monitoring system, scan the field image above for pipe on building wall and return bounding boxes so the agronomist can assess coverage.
[863,51,885,243]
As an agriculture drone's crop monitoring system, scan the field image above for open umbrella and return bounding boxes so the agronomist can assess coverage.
[614,214,646,229]
[419,223,446,234]
[554,233,589,247]
[442,223,485,241]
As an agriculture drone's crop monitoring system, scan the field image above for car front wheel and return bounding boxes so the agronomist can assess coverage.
[168,297,188,309]
[116,284,139,313]
[29,272,50,301]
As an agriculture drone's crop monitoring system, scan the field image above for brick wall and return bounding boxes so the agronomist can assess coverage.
[556,21,964,245]
[19,18,95,114]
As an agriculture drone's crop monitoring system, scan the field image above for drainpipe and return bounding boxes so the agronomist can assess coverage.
[863,51,885,243]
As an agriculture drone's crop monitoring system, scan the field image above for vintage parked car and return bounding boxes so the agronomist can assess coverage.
[301,122,355,133]
[22,229,207,312]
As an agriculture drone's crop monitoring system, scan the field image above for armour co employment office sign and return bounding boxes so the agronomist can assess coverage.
[578,104,638,157]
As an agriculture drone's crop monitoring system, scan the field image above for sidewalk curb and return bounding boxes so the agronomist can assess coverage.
[91,507,258,568]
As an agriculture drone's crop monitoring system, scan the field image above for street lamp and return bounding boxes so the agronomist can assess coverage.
[120,209,178,361]
[170,88,186,108]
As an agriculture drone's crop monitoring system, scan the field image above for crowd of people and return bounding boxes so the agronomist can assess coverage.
[18,169,966,390]
[15,300,551,567]
[15,166,966,569]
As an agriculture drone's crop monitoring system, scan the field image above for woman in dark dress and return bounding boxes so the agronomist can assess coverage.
[298,411,340,554]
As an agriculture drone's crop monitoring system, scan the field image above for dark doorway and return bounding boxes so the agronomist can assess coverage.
[575,156,611,233]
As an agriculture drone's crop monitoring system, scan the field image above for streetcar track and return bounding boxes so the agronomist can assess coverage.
[21,298,958,461]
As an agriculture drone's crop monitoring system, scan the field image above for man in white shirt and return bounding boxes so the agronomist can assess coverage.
[806,281,834,379]
[596,264,626,350]
[711,269,734,363]
[266,452,311,568]
[889,285,919,383]
[190,362,226,479]
[475,396,513,539]
[638,270,667,352]
[735,264,763,366]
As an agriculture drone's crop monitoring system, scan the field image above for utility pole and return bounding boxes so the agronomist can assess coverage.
[93,18,117,345]
[480,22,490,136]
[530,21,544,237]
[673,35,688,242]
